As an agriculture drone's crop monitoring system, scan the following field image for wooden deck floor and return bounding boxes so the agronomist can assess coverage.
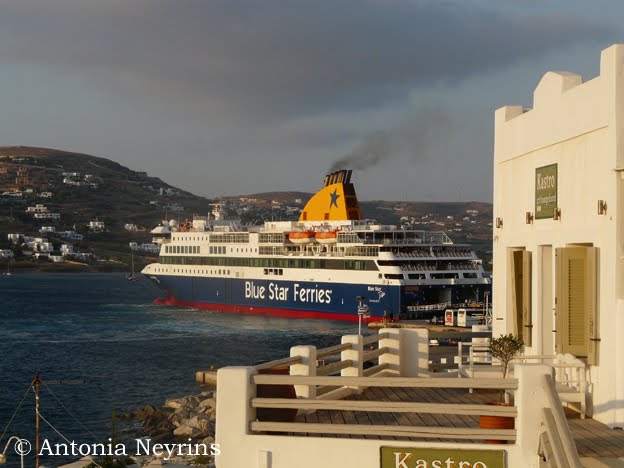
[292,386,624,459]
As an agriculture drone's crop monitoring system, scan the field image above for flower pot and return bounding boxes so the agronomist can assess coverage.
[256,367,298,423]
[479,402,514,444]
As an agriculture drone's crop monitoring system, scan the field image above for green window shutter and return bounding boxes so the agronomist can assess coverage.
[586,247,598,365]
[509,250,522,338]
[555,246,598,361]
[522,250,532,347]
[509,249,531,345]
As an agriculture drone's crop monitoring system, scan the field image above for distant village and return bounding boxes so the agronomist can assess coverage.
[0,153,493,269]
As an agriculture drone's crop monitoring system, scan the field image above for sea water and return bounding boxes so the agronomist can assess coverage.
[0,273,354,466]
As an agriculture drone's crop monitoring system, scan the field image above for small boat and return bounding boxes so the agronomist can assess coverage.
[315,230,338,244]
[288,230,316,244]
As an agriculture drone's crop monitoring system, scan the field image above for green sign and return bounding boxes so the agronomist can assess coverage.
[535,164,557,219]
[380,447,505,468]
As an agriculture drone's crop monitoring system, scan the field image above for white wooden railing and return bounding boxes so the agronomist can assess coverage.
[215,328,583,468]
[250,375,518,442]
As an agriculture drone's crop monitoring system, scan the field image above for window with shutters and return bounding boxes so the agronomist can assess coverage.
[508,249,532,346]
[555,246,598,364]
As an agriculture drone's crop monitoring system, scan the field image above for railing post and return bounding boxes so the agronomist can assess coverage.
[341,334,363,393]
[215,366,257,468]
[542,373,583,468]
[513,364,553,466]
[378,328,401,376]
[290,345,317,404]
[385,328,428,377]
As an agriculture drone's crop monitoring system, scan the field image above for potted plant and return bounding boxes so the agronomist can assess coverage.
[489,333,524,382]
[479,333,524,444]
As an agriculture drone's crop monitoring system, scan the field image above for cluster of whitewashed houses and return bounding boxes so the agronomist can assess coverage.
[6,233,90,263]
[62,172,101,188]
[25,203,60,220]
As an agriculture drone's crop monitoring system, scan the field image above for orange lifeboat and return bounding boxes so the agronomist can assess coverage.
[315,230,337,244]
[288,230,316,244]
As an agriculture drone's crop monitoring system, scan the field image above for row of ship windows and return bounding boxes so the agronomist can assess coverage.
[173,234,251,243]
[158,255,376,271]
[165,245,259,255]
[384,272,483,280]
[149,268,482,281]
[152,268,232,275]
[165,245,201,254]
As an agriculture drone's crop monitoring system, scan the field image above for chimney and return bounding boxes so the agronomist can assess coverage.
[345,169,352,184]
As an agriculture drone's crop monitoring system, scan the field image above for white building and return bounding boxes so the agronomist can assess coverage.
[124,223,138,231]
[129,242,160,254]
[34,212,60,220]
[167,203,184,212]
[70,252,92,262]
[88,220,105,231]
[493,44,624,427]
[26,204,48,213]
[7,233,22,244]
[27,241,53,252]
[59,231,83,241]
[61,244,74,256]
[0,249,13,259]
[39,226,56,233]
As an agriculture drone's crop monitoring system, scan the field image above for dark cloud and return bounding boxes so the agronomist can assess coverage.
[0,0,615,124]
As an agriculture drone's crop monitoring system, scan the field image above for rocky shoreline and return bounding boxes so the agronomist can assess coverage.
[119,388,217,467]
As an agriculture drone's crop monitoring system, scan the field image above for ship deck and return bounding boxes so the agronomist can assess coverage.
[292,385,624,461]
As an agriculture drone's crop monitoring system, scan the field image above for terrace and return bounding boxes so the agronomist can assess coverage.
[213,328,624,467]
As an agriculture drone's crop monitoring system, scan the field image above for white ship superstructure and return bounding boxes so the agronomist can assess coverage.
[143,170,491,321]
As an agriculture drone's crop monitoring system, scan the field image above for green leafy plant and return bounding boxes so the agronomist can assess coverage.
[488,333,524,379]
[487,333,524,404]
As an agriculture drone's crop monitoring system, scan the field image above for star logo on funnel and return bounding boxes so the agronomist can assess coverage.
[329,189,340,209]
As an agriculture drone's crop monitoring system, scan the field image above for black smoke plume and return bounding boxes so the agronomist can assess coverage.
[329,107,449,173]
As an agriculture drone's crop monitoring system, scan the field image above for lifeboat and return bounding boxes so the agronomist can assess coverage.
[288,230,316,244]
[315,230,338,244]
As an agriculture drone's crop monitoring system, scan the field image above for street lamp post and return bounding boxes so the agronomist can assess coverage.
[0,436,26,468]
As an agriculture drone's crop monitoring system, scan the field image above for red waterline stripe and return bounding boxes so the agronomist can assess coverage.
[153,296,385,323]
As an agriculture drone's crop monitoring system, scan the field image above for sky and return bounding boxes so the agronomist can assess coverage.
[0,0,622,202]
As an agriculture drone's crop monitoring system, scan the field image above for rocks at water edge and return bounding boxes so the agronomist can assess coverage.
[134,390,216,443]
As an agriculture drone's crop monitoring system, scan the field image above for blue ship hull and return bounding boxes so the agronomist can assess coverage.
[148,274,401,321]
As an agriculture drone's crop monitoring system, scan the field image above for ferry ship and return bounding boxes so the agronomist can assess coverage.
[142,170,491,321]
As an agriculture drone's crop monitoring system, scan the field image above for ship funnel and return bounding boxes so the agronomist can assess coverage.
[299,169,361,222]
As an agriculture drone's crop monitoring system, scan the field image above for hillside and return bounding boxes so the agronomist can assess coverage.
[0,146,213,229]
[0,146,493,269]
